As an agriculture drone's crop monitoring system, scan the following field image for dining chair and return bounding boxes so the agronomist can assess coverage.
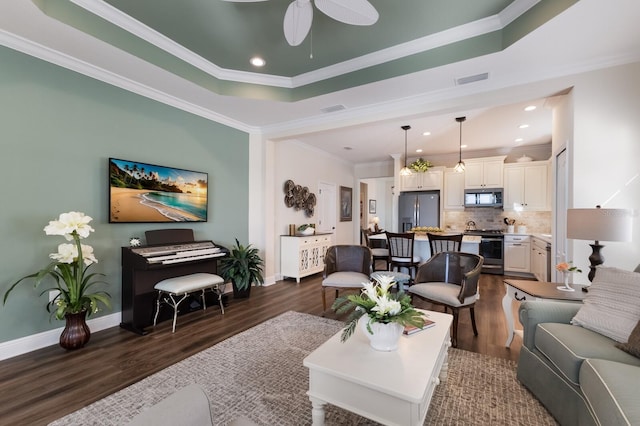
[427,233,463,256]
[361,229,389,271]
[385,232,422,280]
[408,252,484,347]
[321,245,372,313]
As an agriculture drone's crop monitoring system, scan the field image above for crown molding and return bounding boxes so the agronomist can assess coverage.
[70,0,536,89]
[0,29,258,134]
[499,0,542,26]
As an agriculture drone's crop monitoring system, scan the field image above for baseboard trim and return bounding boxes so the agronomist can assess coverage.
[0,312,121,361]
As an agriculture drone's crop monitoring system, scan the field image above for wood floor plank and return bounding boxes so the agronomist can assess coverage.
[0,273,523,425]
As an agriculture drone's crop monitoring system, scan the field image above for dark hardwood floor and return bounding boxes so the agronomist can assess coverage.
[0,272,524,425]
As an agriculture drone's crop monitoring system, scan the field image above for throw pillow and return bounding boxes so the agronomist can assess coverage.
[616,320,640,358]
[571,266,640,343]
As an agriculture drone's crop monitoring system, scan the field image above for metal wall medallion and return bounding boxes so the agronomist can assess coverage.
[283,179,316,217]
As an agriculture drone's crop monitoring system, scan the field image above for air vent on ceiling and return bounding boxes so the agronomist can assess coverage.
[455,72,489,86]
[320,104,346,113]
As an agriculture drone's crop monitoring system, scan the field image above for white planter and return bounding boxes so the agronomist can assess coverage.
[360,316,404,351]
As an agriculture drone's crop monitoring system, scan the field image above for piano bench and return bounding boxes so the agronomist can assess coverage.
[153,273,226,333]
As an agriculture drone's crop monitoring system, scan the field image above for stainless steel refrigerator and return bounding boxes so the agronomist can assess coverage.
[398,191,440,232]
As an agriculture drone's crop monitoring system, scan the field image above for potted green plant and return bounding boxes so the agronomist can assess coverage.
[332,274,425,351]
[3,211,111,350]
[409,157,433,173]
[220,239,264,299]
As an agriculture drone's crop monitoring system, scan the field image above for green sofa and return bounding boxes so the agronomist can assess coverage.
[517,300,640,425]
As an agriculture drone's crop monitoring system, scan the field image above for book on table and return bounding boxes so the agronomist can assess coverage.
[403,318,436,335]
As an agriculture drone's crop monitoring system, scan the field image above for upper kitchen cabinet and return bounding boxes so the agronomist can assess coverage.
[444,169,465,210]
[463,156,506,189]
[400,169,443,192]
[503,161,550,211]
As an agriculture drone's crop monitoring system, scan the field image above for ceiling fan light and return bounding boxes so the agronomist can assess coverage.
[314,0,379,26]
[284,0,313,46]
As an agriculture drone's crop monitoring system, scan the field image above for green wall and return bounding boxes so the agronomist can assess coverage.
[0,46,250,343]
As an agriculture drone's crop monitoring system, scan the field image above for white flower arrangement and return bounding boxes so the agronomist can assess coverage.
[332,274,424,342]
[4,212,111,319]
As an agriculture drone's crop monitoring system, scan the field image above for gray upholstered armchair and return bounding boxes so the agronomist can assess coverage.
[408,252,483,347]
[321,245,372,312]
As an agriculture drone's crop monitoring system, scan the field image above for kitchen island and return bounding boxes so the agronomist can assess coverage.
[369,233,480,261]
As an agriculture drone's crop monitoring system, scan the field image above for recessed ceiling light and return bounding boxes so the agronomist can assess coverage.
[416,149,423,153]
[519,124,529,129]
[250,57,266,67]
[422,131,431,136]
[461,145,468,149]
[515,138,524,142]
[524,105,537,111]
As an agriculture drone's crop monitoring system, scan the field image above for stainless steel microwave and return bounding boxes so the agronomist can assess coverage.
[464,188,503,208]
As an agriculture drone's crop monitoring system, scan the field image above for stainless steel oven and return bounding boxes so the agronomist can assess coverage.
[464,230,504,275]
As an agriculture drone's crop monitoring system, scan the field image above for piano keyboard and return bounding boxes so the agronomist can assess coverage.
[160,252,225,265]
[132,241,225,265]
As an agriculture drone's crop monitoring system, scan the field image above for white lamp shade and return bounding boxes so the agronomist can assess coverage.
[567,208,633,242]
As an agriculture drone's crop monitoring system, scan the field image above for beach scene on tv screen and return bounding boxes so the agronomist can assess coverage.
[109,158,208,223]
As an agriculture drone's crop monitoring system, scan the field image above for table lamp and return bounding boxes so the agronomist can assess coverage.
[567,206,633,281]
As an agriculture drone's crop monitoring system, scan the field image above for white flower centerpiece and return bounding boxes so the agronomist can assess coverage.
[332,275,425,351]
[4,212,111,349]
[555,261,582,292]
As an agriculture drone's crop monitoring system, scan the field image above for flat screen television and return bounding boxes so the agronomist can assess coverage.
[109,158,208,223]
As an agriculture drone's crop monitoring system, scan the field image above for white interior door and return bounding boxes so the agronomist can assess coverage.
[317,182,336,234]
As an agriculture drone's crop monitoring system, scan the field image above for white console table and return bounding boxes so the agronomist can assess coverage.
[280,233,333,283]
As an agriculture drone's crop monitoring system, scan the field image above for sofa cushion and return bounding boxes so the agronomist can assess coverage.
[616,320,640,358]
[580,359,640,426]
[127,384,213,426]
[571,266,640,343]
[534,322,640,385]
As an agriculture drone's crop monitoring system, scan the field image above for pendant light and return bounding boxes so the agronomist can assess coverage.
[399,125,412,176]
[454,116,466,173]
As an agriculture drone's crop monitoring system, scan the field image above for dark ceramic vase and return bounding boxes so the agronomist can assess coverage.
[60,310,91,350]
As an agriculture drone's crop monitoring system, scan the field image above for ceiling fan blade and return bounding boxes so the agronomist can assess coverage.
[314,0,378,26]
[283,0,313,46]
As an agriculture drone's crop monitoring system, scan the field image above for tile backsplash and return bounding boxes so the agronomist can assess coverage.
[444,210,552,234]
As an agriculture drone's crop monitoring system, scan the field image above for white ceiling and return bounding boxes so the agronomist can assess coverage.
[1,0,639,164]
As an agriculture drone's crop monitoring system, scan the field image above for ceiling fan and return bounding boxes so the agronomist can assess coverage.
[222,0,379,46]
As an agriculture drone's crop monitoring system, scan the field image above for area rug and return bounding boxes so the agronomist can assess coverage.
[49,311,556,425]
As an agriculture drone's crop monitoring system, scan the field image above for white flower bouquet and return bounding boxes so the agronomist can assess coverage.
[4,212,111,320]
[332,274,425,342]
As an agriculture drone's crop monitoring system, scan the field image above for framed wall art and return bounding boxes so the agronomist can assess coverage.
[339,186,352,222]
[369,199,377,214]
[109,158,208,223]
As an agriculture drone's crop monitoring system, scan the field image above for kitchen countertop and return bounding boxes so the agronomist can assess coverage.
[532,233,552,244]
[504,232,552,244]
[369,233,481,244]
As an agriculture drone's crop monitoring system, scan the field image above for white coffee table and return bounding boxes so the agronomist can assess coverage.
[303,309,453,426]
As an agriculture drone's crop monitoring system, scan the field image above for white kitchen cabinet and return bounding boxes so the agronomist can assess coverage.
[400,170,443,192]
[281,234,333,283]
[531,236,551,281]
[443,169,465,210]
[464,156,506,189]
[504,234,531,273]
[504,161,550,211]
